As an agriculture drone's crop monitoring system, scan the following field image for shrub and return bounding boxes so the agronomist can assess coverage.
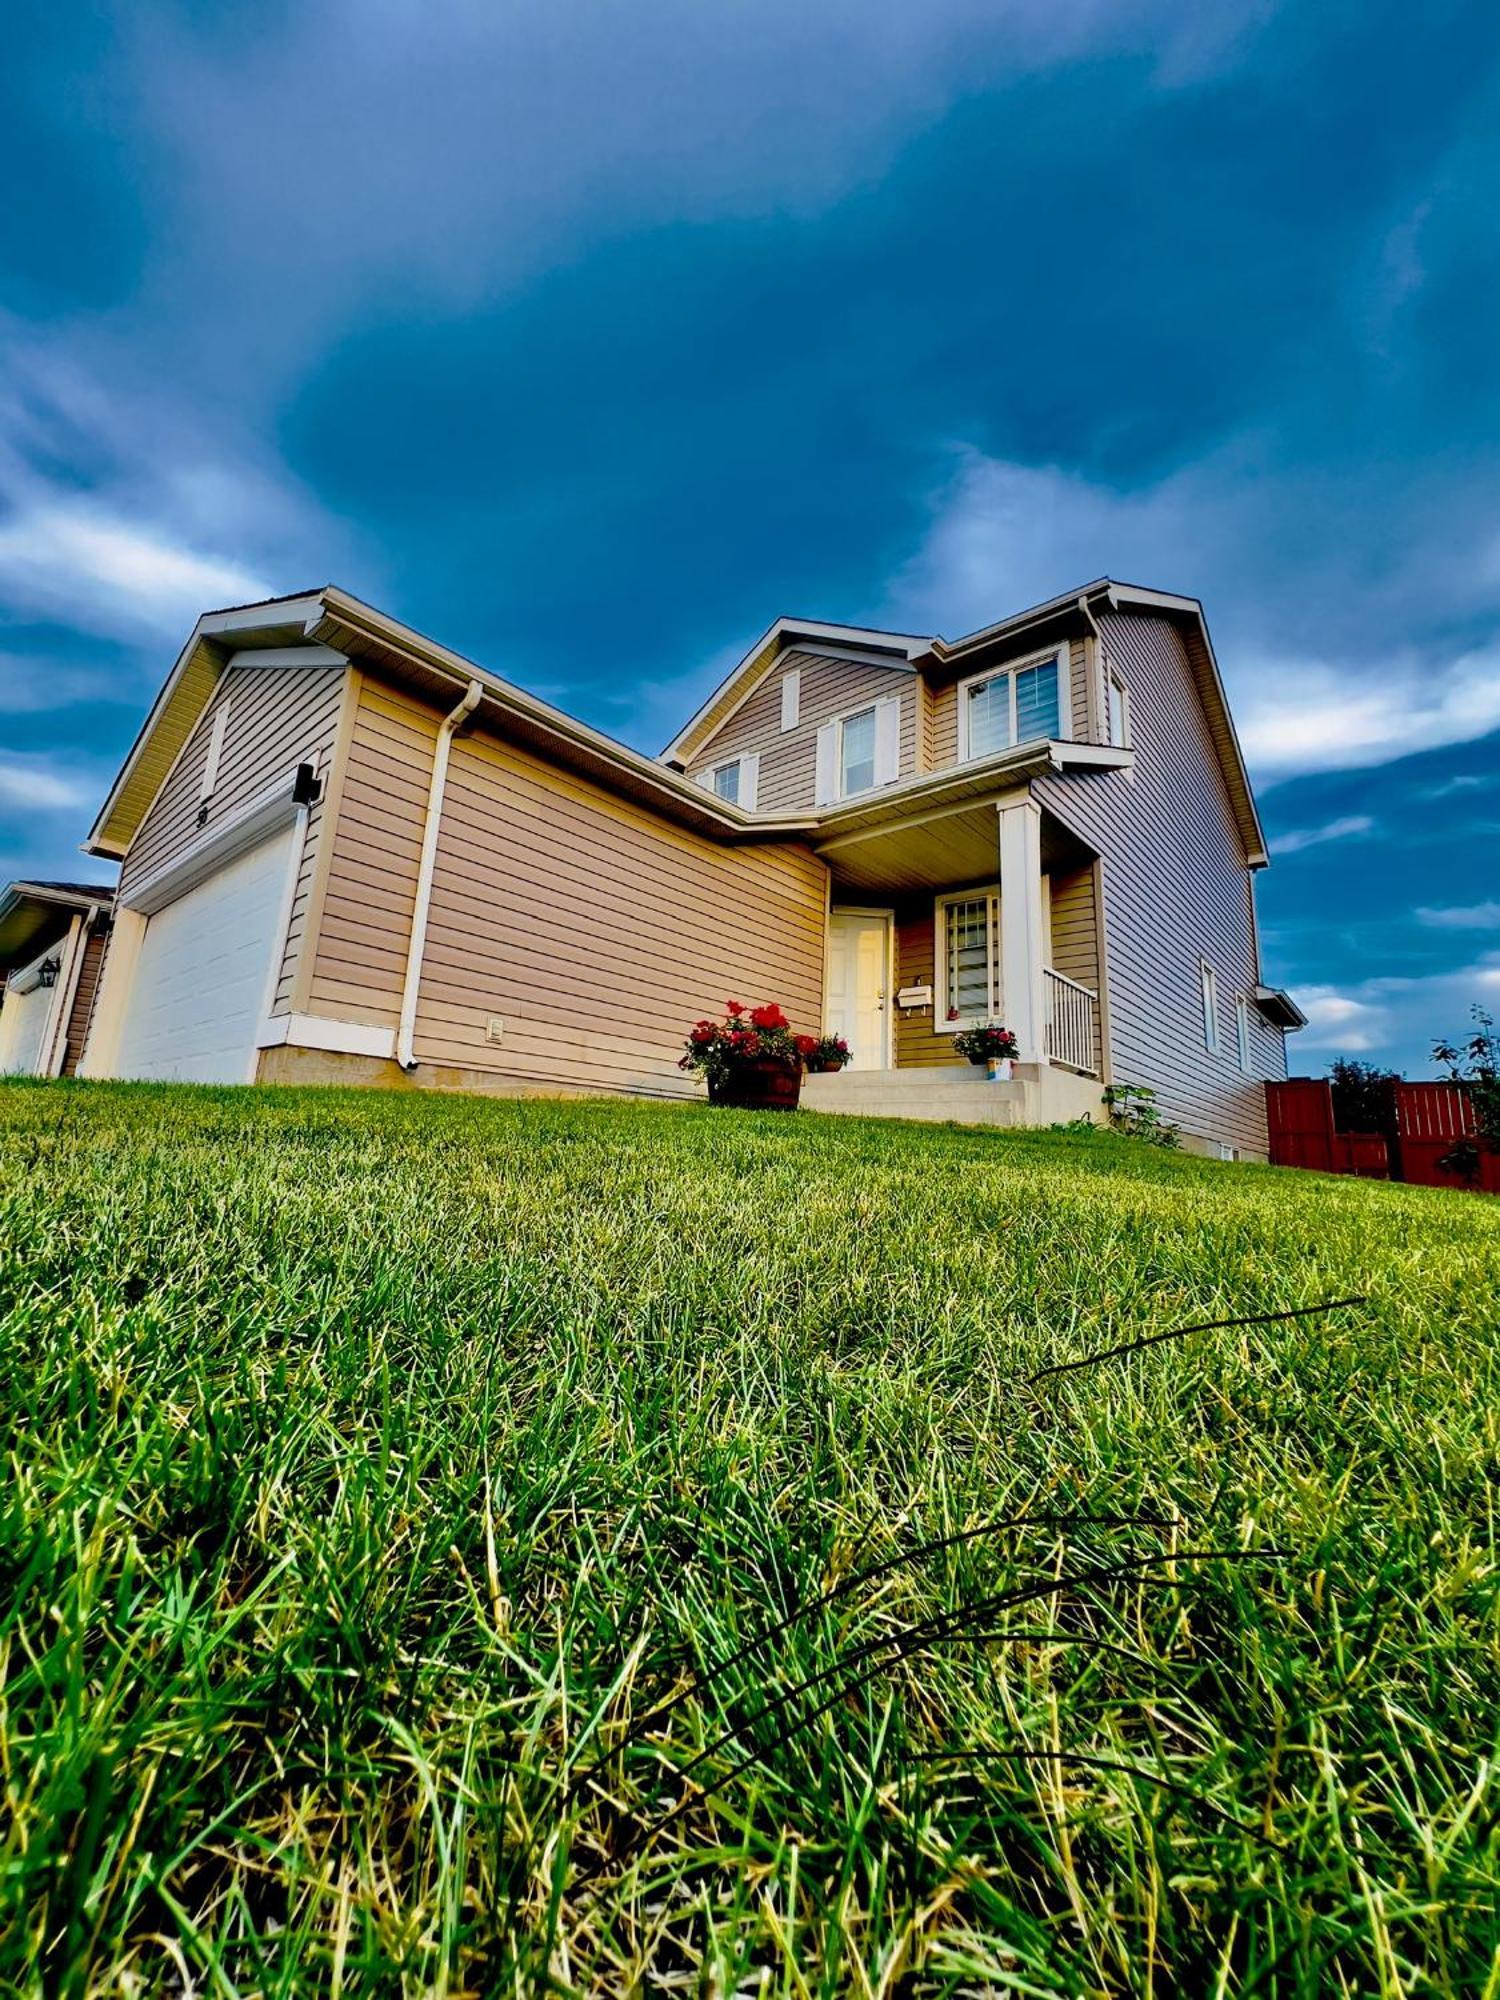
[1103,1081,1181,1147]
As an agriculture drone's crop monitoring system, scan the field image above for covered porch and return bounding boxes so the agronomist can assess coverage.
[808,786,1106,1123]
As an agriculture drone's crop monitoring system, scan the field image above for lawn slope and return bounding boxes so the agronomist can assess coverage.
[1,1081,1497,1996]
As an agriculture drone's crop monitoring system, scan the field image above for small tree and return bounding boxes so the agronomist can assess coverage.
[1327,1057,1399,1134]
[1432,1006,1499,1186]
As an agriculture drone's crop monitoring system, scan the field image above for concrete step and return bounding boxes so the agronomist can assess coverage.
[800,1065,1034,1126]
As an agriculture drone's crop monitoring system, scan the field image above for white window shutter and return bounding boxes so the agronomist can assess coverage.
[814,722,838,805]
[694,764,715,790]
[780,669,800,732]
[739,751,759,810]
[873,696,902,786]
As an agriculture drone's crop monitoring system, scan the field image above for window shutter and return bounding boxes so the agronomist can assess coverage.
[780,670,800,732]
[873,697,902,786]
[694,765,716,791]
[739,751,759,811]
[814,722,838,805]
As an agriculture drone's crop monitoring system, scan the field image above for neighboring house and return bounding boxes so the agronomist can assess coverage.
[0,882,115,1078]
[58,579,1302,1156]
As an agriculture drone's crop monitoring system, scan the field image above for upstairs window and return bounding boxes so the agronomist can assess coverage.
[703,753,758,809]
[1107,667,1130,748]
[839,706,877,796]
[1200,958,1220,1054]
[1236,992,1252,1073]
[958,650,1063,760]
[815,697,902,803]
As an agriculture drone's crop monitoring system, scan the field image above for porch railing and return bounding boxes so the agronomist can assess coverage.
[1044,968,1100,1076]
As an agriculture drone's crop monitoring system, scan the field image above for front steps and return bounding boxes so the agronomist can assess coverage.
[799,1062,1104,1128]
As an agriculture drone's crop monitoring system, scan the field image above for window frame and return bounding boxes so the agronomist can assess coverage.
[1106,664,1131,748]
[709,757,742,805]
[934,886,1002,1032]
[837,703,879,799]
[1200,958,1221,1055]
[955,645,1069,763]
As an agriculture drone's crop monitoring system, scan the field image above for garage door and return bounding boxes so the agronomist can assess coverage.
[115,828,294,1083]
[0,980,54,1076]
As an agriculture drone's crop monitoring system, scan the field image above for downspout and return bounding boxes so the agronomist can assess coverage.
[396,678,482,1071]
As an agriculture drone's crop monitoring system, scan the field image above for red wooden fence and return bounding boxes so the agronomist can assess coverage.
[1267,1078,1496,1191]
[1392,1082,1499,1191]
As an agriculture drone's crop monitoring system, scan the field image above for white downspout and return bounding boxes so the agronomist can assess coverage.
[396,678,483,1071]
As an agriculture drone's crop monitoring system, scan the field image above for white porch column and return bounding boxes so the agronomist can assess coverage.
[998,798,1047,1064]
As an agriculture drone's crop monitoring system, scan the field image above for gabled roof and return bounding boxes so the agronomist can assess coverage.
[657,578,1268,869]
[658,617,934,769]
[86,591,328,857]
[0,879,114,970]
[86,588,822,860]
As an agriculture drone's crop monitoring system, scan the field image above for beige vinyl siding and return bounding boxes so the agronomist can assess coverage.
[1034,611,1284,1155]
[1048,864,1100,993]
[60,927,108,1076]
[1068,637,1092,740]
[892,902,957,1068]
[684,650,919,812]
[928,683,958,767]
[308,675,828,1095]
[117,662,347,1016]
[93,640,221,856]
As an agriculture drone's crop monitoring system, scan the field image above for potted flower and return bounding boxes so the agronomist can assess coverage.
[679,1000,806,1110]
[952,1023,1020,1080]
[799,1033,851,1074]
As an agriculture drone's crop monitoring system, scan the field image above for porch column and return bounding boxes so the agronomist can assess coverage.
[997,798,1047,1064]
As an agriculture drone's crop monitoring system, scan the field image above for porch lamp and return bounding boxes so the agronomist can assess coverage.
[37,958,60,989]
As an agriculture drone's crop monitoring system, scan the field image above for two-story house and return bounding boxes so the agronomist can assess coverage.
[6,579,1301,1156]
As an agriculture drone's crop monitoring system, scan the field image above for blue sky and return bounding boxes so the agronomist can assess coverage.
[2,0,1497,1074]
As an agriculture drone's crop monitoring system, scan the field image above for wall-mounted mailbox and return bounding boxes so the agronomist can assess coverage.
[897,985,933,1009]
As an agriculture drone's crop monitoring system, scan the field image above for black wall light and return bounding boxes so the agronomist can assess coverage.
[37,958,59,989]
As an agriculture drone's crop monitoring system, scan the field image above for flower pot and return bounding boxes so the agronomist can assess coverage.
[707,1056,803,1111]
[807,1057,844,1074]
[985,1057,1013,1082]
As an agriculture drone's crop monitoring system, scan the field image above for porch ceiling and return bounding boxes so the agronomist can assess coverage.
[818,799,1094,893]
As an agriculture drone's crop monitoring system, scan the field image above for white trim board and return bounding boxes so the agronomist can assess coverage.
[223,645,349,671]
[255,1013,397,1060]
[120,764,317,915]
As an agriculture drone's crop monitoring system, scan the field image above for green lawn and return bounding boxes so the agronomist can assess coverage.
[2,1081,1497,1997]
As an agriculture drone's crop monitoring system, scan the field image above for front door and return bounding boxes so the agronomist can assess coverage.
[827,910,891,1070]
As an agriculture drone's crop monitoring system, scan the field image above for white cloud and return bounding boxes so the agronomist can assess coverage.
[1234,647,1500,776]
[883,449,1500,781]
[1297,988,1387,1052]
[1416,901,1500,930]
[1291,963,1500,1068]
[1267,815,1374,857]
[0,504,269,641]
[0,755,94,813]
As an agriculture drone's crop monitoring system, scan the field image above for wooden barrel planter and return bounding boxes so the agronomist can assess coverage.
[707,1058,803,1111]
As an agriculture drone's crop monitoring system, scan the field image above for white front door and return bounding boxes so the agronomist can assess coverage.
[827,910,891,1070]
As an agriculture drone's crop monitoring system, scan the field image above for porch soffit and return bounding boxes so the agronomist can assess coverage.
[818,792,1094,895]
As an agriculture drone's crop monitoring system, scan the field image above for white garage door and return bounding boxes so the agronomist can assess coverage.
[115,829,294,1083]
[0,980,54,1076]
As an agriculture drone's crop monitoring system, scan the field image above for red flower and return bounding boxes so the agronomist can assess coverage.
[794,1034,819,1057]
[688,1021,718,1045]
[750,1002,789,1031]
[725,999,746,1016]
